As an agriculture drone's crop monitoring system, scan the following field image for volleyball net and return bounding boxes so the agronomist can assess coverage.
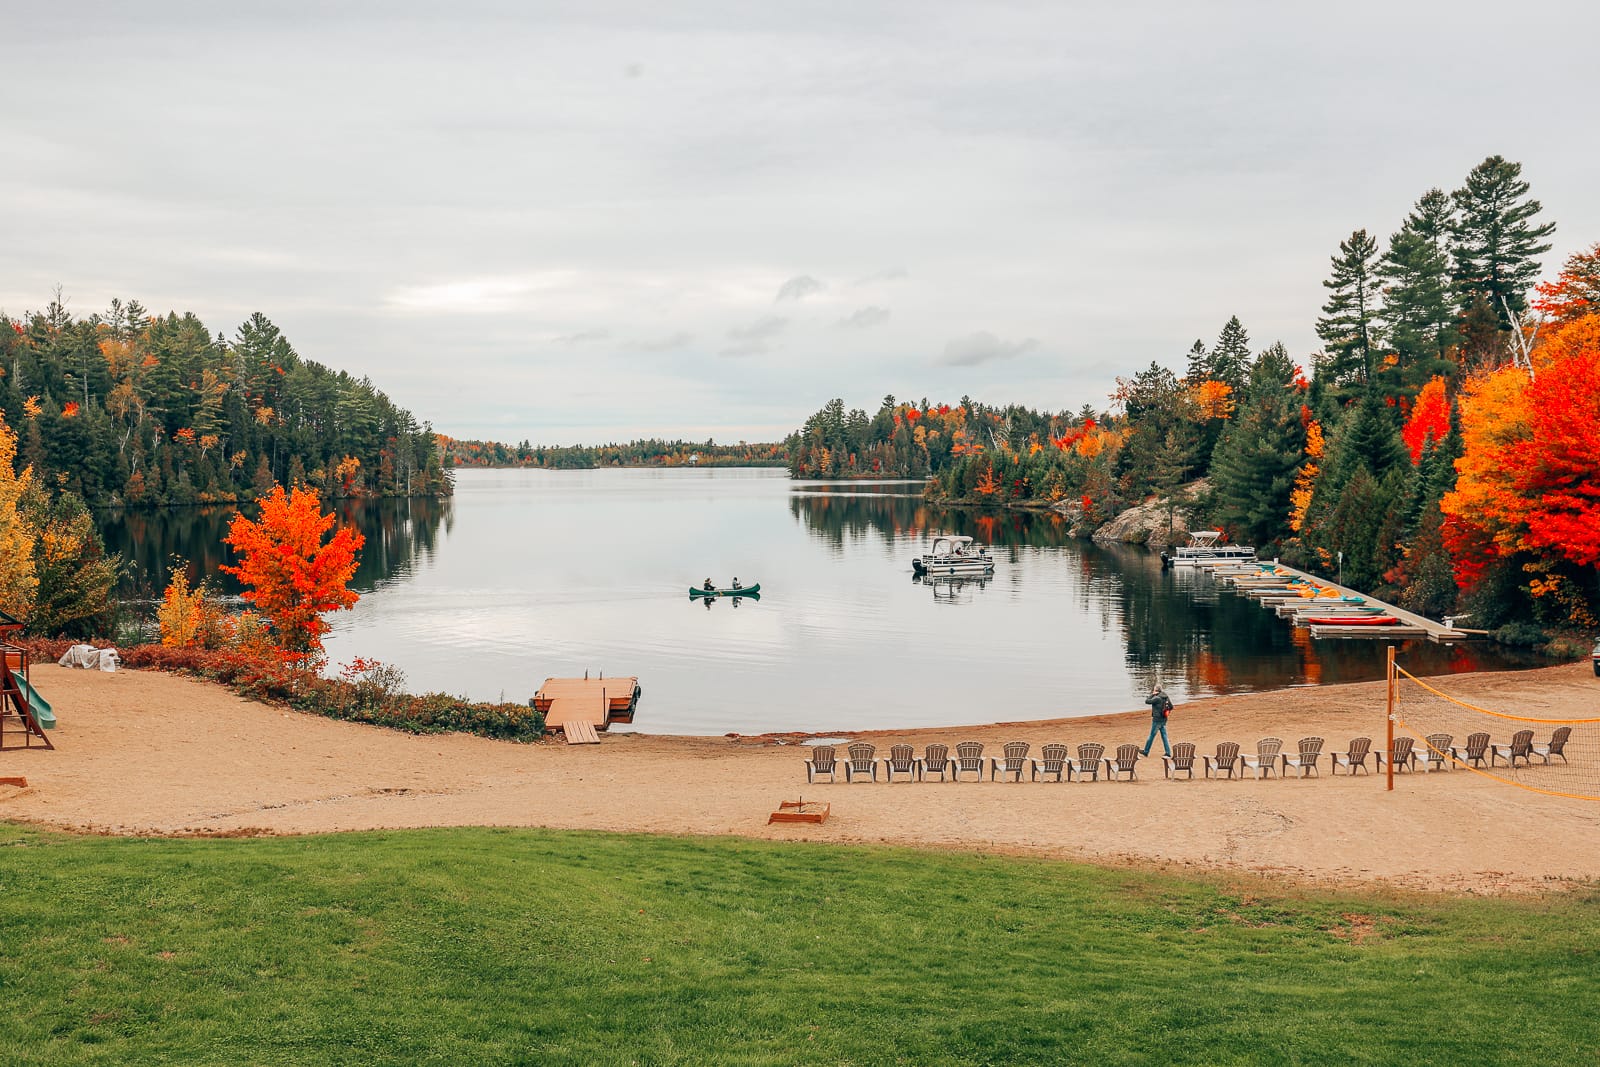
[1390,664,1600,801]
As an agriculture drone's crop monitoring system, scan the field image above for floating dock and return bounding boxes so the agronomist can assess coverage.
[1205,562,1469,643]
[532,676,641,744]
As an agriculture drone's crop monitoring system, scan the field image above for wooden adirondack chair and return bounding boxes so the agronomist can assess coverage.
[1491,729,1534,769]
[1105,743,1141,781]
[990,740,1030,782]
[1376,735,1415,773]
[1450,732,1490,768]
[804,745,837,783]
[1069,742,1105,782]
[1416,733,1453,772]
[1204,741,1241,779]
[844,742,878,782]
[1282,736,1323,777]
[952,741,986,782]
[919,743,952,782]
[882,743,918,782]
[1240,737,1283,779]
[1530,726,1572,765]
[1330,736,1372,776]
[1031,743,1069,782]
[1163,742,1197,780]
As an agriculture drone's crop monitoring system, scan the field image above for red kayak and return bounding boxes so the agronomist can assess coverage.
[1312,614,1400,626]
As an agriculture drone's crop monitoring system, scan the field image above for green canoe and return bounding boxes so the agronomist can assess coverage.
[689,583,761,597]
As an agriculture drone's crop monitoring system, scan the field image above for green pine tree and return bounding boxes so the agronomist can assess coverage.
[1208,348,1305,547]
[1183,339,1210,382]
[1315,229,1382,396]
[1450,155,1556,326]
[1379,190,1460,392]
[1210,317,1251,393]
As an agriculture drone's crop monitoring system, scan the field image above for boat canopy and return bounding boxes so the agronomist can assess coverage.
[928,535,979,555]
[1187,531,1223,547]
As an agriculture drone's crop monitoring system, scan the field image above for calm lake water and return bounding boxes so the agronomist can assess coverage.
[99,467,1536,734]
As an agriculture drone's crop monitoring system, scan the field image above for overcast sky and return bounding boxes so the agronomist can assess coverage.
[5,2,1598,443]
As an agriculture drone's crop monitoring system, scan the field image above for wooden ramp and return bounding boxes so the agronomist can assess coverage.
[561,721,601,745]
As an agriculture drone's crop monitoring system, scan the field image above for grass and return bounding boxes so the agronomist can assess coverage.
[0,825,1596,1065]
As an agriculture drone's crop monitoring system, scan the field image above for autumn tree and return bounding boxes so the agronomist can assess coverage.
[0,414,38,621]
[22,486,124,636]
[1533,242,1600,324]
[1401,376,1452,464]
[221,484,365,657]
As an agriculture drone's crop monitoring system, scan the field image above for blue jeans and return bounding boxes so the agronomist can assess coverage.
[1143,720,1170,757]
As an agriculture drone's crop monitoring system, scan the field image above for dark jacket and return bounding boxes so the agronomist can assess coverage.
[1145,689,1172,721]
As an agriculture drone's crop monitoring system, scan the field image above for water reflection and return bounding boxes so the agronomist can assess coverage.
[98,497,453,596]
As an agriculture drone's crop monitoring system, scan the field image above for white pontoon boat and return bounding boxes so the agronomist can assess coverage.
[1160,530,1257,569]
[912,535,995,576]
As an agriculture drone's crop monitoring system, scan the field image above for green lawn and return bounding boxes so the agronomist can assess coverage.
[0,825,1595,1065]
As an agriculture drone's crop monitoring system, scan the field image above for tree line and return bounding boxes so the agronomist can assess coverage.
[0,297,449,508]
[785,155,1598,649]
[440,436,786,469]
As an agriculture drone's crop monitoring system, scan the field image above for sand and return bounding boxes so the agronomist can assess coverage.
[2,661,1597,895]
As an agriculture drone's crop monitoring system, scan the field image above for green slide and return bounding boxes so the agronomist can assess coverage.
[14,674,54,730]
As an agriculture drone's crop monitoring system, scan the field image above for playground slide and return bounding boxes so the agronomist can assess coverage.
[15,674,54,730]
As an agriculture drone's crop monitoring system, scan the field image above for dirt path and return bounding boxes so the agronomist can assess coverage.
[3,661,1597,894]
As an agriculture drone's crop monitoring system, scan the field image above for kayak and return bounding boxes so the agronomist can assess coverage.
[1310,614,1400,626]
[689,583,761,597]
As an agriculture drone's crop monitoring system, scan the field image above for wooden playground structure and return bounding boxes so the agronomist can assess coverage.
[1,610,54,751]
[532,674,641,745]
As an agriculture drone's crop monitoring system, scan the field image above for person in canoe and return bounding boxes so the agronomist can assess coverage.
[731,577,742,590]
[703,578,715,591]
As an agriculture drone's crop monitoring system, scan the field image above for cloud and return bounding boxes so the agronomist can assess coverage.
[554,329,609,345]
[385,277,536,313]
[852,267,910,287]
[774,275,824,302]
[938,331,1039,366]
[837,306,890,329]
[721,315,788,357]
[633,330,694,351]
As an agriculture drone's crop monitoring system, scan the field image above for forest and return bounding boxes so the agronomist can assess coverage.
[0,298,449,508]
[785,155,1600,651]
[440,436,785,469]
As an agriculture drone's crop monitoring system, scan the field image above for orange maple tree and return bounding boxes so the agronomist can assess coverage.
[221,484,365,657]
[1401,375,1451,464]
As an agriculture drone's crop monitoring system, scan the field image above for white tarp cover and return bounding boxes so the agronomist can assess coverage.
[58,644,119,672]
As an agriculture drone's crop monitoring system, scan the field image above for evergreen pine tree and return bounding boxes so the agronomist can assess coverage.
[1208,348,1304,547]
[1450,155,1556,325]
[1314,229,1382,395]
[1183,339,1210,382]
[1379,190,1460,391]
[1210,317,1251,392]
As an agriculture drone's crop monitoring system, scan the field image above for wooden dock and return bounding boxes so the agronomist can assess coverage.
[1207,562,1469,643]
[532,676,641,744]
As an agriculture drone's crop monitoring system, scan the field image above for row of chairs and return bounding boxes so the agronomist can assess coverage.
[802,728,1572,784]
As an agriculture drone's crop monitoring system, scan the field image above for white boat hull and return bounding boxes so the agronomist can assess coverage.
[914,557,995,576]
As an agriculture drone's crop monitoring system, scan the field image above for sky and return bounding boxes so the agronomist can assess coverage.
[5,1,1599,444]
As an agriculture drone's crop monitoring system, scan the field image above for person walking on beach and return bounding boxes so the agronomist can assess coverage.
[1142,683,1173,758]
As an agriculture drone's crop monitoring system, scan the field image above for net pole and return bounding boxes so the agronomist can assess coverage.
[1386,645,1395,793]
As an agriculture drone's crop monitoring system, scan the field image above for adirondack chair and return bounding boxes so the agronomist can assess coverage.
[1450,732,1491,768]
[1330,737,1372,776]
[1069,742,1105,782]
[1031,742,1070,782]
[1530,726,1572,765]
[804,745,837,783]
[1203,741,1241,779]
[1240,737,1283,779]
[1491,729,1534,769]
[1375,735,1415,773]
[1163,742,1197,780]
[1281,736,1324,777]
[1416,733,1453,772]
[990,740,1031,781]
[1105,744,1141,781]
[882,743,918,783]
[952,741,986,782]
[919,743,952,782]
[844,742,878,782]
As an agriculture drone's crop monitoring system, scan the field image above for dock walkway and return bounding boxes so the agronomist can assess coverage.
[532,676,641,744]
[1206,562,1469,642]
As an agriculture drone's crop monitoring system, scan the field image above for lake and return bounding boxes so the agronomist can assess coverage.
[99,467,1535,734]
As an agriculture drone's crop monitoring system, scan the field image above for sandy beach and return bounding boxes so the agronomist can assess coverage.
[2,661,1597,895]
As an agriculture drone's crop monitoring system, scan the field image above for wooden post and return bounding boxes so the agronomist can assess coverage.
[1385,644,1395,793]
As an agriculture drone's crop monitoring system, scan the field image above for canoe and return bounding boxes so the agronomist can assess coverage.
[689,583,761,597]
